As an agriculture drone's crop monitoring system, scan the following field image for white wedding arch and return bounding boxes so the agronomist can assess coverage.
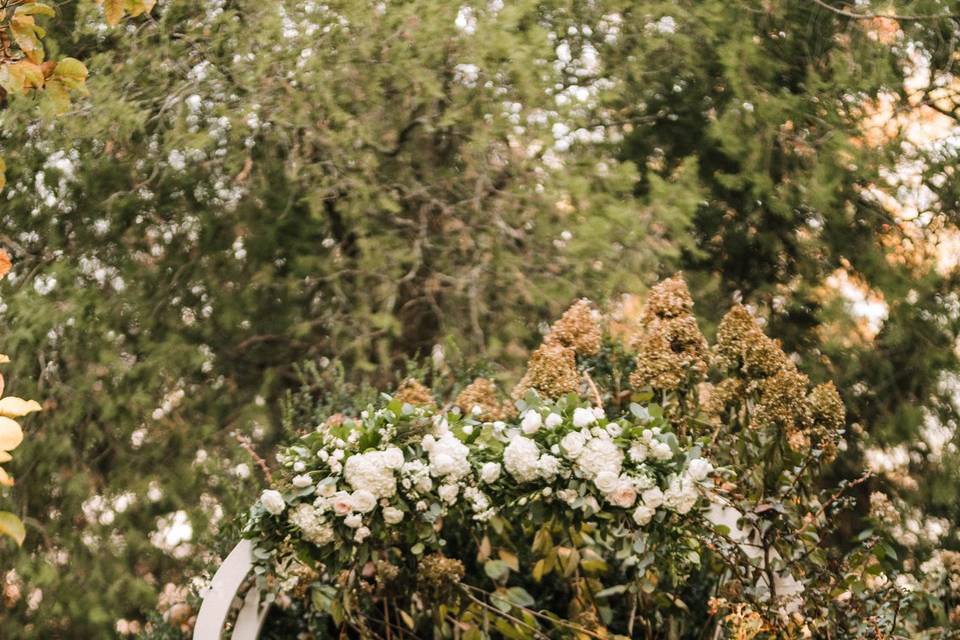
[193,540,270,640]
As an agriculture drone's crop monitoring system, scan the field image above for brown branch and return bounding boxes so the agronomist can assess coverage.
[583,371,604,408]
[234,433,272,483]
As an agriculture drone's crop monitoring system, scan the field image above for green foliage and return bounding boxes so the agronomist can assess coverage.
[0,0,958,636]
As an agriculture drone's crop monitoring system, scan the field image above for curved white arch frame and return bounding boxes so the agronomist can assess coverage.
[193,540,270,639]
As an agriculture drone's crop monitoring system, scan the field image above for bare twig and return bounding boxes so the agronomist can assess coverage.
[234,433,273,483]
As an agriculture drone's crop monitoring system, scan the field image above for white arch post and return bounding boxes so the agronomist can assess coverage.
[193,540,270,639]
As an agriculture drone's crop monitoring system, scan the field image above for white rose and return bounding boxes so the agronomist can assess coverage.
[292,474,313,489]
[608,481,637,508]
[686,458,713,482]
[382,506,404,524]
[354,526,371,543]
[350,489,377,513]
[330,491,354,516]
[438,483,460,504]
[317,478,337,498]
[260,490,285,515]
[344,513,363,528]
[606,423,623,437]
[641,486,664,509]
[415,476,433,493]
[573,407,597,428]
[632,504,656,526]
[594,471,621,493]
[592,407,606,421]
[557,489,579,504]
[382,447,405,469]
[521,410,542,434]
[545,413,563,429]
[560,431,586,458]
[480,462,502,484]
[650,440,673,461]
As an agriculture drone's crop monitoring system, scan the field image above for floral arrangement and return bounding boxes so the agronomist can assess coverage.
[237,276,957,639]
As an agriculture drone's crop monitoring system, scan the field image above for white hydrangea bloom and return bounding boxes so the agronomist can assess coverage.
[575,438,623,479]
[538,454,561,480]
[289,504,334,545]
[572,407,597,428]
[503,436,541,482]
[663,475,698,514]
[425,434,471,480]
[438,483,460,504]
[344,451,398,498]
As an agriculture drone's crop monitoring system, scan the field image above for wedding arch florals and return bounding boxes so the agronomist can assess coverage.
[237,276,949,639]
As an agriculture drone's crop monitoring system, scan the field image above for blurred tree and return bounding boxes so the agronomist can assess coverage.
[582,0,960,526]
[0,0,686,635]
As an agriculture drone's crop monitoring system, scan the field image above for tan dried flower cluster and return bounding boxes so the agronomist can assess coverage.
[715,304,791,378]
[712,304,845,457]
[455,378,514,421]
[629,276,708,391]
[393,378,435,407]
[417,553,465,601]
[513,343,580,400]
[545,299,602,356]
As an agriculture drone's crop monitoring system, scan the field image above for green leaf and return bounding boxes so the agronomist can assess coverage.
[595,584,628,598]
[484,559,509,581]
[506,586,535,608]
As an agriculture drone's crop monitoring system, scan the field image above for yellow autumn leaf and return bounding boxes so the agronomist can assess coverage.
[10,14,46,64]
[0,417,24,452]
[0,354,9,364]
[51,57,88,89]
[124,0,156,19]
[100,0,125,26]
[0,60,46,95]
[0,511,25,545]
[0,397,42,418]
[0,452,11,463]
[0,249,8,279]
[0,157,6,192]
[0,467,13,487]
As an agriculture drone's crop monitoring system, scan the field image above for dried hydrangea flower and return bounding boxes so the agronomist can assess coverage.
[394,378,435,407]
[546,298,602,356]
[455,378,513,421]
[512,343,579,400]
[641,273,695,322]
[629,281,708,391]
[753,368,813,453]
[417,553,465,601]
